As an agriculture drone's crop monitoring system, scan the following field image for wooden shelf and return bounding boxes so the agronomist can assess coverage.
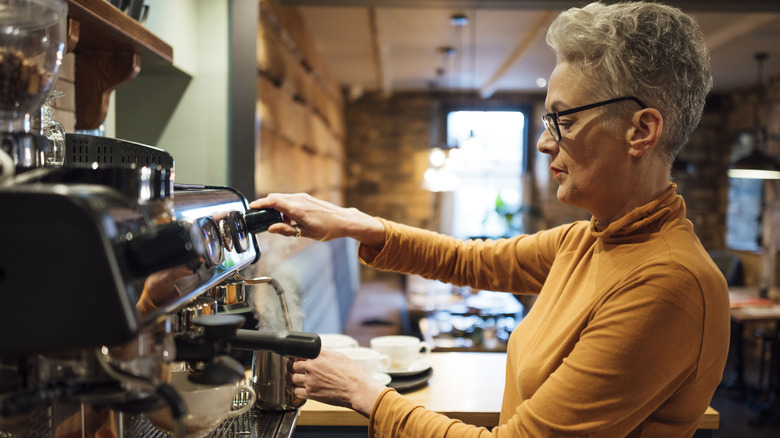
[66,0,174,130]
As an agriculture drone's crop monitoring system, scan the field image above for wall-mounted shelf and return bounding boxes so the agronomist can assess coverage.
[67,0,174,130]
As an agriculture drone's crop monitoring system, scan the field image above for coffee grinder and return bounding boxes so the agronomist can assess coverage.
[0,0,66,175]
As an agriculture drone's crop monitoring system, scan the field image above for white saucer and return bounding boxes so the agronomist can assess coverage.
[385,359,432,377]
[372,372,392,386]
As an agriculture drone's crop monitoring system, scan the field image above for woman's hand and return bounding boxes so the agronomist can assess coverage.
[249,193,386,251]
[291,348,387,417]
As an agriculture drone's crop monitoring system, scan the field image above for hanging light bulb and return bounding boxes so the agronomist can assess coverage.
[728,53,780,180]
[728,147,780,180]
[429,147,447,168]
[728,128,780,179]
[424,165,459,192]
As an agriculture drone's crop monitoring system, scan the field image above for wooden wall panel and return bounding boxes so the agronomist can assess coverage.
[255,0,345,201]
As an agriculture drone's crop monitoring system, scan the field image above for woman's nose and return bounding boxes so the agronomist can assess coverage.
[537,130,557,155]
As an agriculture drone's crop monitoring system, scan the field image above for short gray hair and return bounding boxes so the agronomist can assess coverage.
[546,1,712,164]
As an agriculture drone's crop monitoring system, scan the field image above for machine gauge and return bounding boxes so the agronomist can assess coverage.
[195,217,224,267]
[228,211,250,253]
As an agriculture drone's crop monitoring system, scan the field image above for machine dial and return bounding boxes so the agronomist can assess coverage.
[194,217,224,267]
[227,210,250,253]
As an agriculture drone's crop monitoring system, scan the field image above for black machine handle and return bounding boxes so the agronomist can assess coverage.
[244,208,284,234]
[175,315,321,360]
[230,329,321,359]
[174,330,321,360]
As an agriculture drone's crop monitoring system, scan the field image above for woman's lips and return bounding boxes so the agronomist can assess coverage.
[551,166,564,177]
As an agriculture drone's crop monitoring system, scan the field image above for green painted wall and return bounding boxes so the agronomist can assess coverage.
[116,0,230,187]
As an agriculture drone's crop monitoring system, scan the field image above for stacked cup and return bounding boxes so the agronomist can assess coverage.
[369,335,431,373]
[318,333,359,350]
[319,334,432,386]
[318,333,392,385]
[339,347,392,385]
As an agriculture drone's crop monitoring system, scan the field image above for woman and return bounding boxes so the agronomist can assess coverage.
[249,2,729,436]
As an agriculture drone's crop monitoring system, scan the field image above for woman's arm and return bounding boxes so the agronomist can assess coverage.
[249,193,386,250]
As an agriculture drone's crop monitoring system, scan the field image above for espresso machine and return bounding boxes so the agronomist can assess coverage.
[0,1,320,437]
[0,136,322,437]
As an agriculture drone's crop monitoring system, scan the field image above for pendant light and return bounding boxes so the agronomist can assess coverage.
[460,8,482,153]
[728,139,780,179]
[728,52,780,180]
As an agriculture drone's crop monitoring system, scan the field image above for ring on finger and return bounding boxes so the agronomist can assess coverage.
[294,226,302,238]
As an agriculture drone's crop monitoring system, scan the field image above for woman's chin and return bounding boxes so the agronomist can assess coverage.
[556,187,573,206]
[556,187,586,211]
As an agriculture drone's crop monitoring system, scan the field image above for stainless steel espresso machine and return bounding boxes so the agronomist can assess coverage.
[0,135,322,437]
[0,1,320,437]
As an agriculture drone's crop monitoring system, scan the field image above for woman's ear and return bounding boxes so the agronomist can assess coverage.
[627,108,663,157]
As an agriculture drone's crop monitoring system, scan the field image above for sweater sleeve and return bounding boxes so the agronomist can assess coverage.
[369,389,494,438]
[360,218,574,294]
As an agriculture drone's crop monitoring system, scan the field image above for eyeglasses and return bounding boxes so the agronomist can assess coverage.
[541,96,647,142]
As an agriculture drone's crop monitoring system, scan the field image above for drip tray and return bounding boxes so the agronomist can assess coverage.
[131,408,299,438]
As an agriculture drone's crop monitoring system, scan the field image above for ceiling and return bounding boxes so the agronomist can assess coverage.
[280,0,780,98]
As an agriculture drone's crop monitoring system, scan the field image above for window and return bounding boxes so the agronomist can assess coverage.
[444,110,526,239]
[727,178,763,250]
[727,131,764,250]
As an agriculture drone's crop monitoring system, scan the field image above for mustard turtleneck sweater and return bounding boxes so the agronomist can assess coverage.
[359,184,730,437]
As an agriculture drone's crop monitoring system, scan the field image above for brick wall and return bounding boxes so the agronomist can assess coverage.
[344,92,436,229]
[674,95,732,250]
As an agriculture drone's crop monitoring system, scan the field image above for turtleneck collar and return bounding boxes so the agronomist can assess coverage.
[590,183,682,243]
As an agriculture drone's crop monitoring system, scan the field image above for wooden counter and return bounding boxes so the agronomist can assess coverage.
[298,352,720,430]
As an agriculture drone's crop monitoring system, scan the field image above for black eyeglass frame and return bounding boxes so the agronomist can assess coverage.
[542,96,647,142]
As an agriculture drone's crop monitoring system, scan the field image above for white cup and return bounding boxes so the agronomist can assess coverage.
[319,333,359,350]
[370,335,431,371]
[147,372,256,438]
[340,346,391,376]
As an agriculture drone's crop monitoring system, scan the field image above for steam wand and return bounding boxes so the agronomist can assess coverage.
[233,273,293,330]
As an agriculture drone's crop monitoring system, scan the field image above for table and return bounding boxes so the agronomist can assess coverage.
[726,287,780,425]
[296,352,719,435]
[404,275,523,352]
[299,352,505,428]
[725,288,780,393]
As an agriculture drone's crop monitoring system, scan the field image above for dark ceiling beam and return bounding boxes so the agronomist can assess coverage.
[278,0,780,13]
